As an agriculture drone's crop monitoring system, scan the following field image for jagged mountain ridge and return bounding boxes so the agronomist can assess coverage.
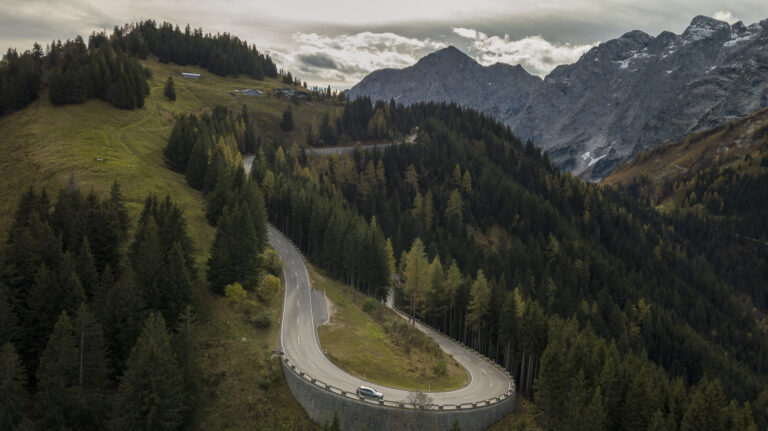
[347,16,768,180]
[353,46,542,123]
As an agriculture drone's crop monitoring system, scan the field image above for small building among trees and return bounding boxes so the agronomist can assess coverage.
[181,72,200,79]
[233,89,262,96]
[273,87,309,98]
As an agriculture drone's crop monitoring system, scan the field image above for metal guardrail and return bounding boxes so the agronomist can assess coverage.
[277,351,515,411]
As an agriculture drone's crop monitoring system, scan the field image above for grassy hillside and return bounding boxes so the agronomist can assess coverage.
[0,57,339,251]
[311,265,468,392]
[0,57,339,429]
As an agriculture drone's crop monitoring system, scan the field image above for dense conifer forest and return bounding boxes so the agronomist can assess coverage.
[0,20,278,116]
[119,20,278,80]
[234,98,768,429]
[163,106,272,295]
[0,183,201,429]
[0,36,149,113]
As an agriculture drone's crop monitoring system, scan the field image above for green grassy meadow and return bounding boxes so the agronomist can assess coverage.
[0,57,339,255]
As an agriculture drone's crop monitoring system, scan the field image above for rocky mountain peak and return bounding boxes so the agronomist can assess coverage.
[619,30,653,45]
[682,15,730,43]
[731,21,748,34]
[348,15,768,181]
[417,46,477,69]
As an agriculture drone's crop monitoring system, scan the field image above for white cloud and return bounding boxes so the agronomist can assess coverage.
[452,27,478,39]
[272,31,446,87]
[712,10,738,24]
[453,28,596,76]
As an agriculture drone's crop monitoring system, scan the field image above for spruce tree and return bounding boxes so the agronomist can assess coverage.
[36,311,78,428]
[172,306,198,426]
[71,303,108,430]
[73,303,107,391]
[682,379,728,431]
[204,166,234,225]
[238,180,267,251]
[622,365,657,431]
[163,76,176,101]
[0,343,26,430]
[162,243,194,323]
[26,264,62,360]
[207,206,236,294]
[185,137,209,190]
[280,108,294,132]
[0,290,21,347]
[647,410,668,431]
[94,269,147,375]
[207,204,260,293]
[129,217,163,309]
[109,180,130,240]
[76,238,99,299]
[112,312,185,430]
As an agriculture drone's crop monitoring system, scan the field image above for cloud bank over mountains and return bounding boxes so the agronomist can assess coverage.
[451,28,595,77]
[274,29,594,86]
[269,32,446,85]
[2,0,767,88]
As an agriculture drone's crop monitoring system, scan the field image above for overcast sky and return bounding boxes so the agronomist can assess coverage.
[2,1,767,88]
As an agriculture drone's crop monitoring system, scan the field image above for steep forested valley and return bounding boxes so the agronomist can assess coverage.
[1,15,767,431]
[243,97,768,429]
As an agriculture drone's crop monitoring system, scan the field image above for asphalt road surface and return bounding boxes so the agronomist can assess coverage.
[269,226,512,404]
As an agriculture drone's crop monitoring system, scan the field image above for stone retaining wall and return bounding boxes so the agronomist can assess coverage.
[281,356,516,431]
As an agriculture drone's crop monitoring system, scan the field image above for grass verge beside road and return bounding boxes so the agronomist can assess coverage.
[195,268,315,429]
[311,265,468,392]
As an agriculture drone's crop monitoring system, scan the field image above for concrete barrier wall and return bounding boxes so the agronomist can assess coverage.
[281,357,516,431]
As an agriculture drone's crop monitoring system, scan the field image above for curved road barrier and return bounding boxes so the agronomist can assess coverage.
[269,225,516,430]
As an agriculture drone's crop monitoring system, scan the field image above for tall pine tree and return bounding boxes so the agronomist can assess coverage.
[36,311,78,429]
[0,343,27,430]
[112,312,185,430]
[163,76,176,101]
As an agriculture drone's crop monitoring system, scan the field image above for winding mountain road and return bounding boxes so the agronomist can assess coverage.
[306,130,419,156]
[268,226,513,404]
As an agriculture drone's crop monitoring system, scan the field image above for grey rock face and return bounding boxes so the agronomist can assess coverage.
[347,16,768,181]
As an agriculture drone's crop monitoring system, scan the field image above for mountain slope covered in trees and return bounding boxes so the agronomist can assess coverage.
[250,97,768,429]
[606,107,768,315]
